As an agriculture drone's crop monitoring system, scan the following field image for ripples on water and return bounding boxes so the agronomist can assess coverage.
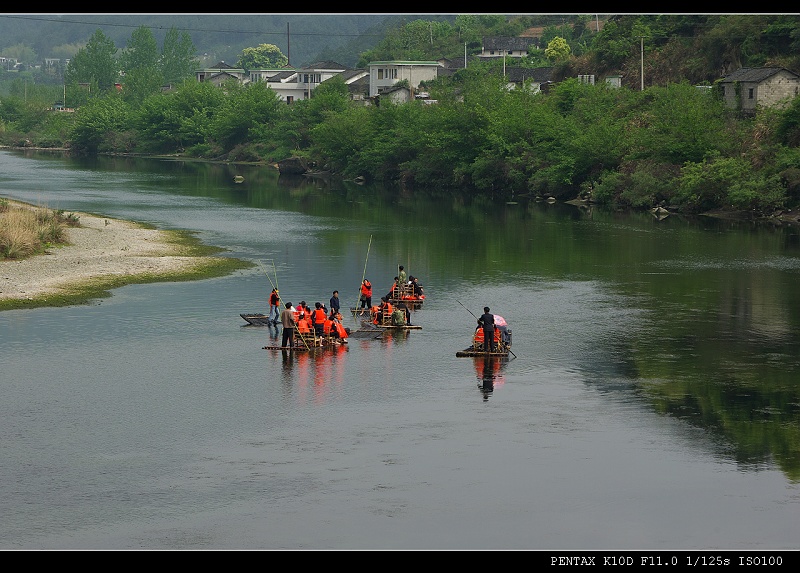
[3,151,800,549]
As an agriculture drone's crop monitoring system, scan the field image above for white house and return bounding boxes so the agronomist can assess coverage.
[255,61,360,103]
[479,37,537,60]
[368,60,441,98]
[195,61,247,84]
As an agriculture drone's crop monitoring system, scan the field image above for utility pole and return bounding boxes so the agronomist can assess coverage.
[640,36,644,91]
[287,22,290,67]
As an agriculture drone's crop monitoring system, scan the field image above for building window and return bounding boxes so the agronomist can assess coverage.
[389,68,397,79]
[748,88,754,99]
[286,96,294,104]
[377,69,384,80]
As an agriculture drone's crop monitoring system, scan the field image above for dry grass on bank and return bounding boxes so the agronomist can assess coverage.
[0,198,80,260]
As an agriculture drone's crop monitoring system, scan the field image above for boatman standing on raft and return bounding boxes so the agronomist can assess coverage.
[280,302,297,348]
[269,288,281,326]
[478,306,496,353]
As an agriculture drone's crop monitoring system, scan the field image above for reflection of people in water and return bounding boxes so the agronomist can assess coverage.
[479,357,496,400]
[474,356,507,400]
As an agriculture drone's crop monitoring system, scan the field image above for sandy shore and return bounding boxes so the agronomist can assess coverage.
[1,199,223,305]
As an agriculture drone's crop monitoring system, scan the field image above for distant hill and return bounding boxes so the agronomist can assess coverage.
[0,13,430,68]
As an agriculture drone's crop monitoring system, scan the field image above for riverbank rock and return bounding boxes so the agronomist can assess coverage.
[277,156,310,175]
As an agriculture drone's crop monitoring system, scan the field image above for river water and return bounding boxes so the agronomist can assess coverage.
[1,149,799,551]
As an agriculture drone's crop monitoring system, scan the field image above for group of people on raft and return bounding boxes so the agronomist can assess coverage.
[268,288,350,348]
[359,267,425,310]
[366,296,413,327]
[357,266,425,327]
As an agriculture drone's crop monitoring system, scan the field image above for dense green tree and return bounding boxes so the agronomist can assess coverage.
[454,14,481,47]
[64,29,118,92]
[776,95,800,147]
[236,44,287,72]
[160,27,198,86]
[135,80,225,153]
[70,94,131,153]
[630,82,728,165]
[545,37,571,62]
[308,105,374,176]
[118,26,162,106]
[211,80,282,149]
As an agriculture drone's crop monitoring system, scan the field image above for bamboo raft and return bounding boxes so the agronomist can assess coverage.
[456,347,510,357]
[263,329,349,351]
[241,313,277,326]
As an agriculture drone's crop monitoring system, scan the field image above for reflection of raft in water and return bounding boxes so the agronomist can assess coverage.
[360,319,421,330]
[456,322,512,357]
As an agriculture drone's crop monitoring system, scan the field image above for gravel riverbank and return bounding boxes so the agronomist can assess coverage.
[1,199,226,307]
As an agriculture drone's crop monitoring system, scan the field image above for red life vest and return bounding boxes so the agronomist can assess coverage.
[361,281,372,297]
[334,322,348,339]
[474,329,501,346]
[312,308,327,325]
[297,318,312,333]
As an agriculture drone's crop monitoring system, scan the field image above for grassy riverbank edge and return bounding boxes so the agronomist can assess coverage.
[0,198,254,312]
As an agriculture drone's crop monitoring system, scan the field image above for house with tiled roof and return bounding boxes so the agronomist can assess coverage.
[195,61,247,84]
[248,68,294,84]
[504,67,554,93]
[479,36,538,60]
[334,69,371,101]
[720,67,800,112]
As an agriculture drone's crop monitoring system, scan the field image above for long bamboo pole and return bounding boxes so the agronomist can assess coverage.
[260,260,310,351]
[354,235,373,314]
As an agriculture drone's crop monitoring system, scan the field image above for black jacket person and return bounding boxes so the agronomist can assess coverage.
[478,307,496,352]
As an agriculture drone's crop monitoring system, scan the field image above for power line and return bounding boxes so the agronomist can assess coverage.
[0,14,387,39]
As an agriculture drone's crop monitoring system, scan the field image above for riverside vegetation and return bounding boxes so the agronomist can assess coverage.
[2,15,800,219]
[0,197,80,260]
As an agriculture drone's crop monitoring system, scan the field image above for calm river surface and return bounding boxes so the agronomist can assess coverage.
[2,149,800,551]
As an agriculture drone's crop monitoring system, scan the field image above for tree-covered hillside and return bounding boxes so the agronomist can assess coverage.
[4,14,800,220]
[0,13,398,69]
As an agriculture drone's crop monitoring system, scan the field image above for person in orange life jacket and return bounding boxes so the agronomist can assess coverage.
[377,296,393,324]
[324,310,348,340]
[295,301,310,320]
[474,324,501,348]
[323,314,334,337]
[280,302,296,348]
[296,312,313,334]
[387,277,400,300]
[311,302,327,336]
[268,288,281,325]
[360,279,373,309]
[478,306,496,352]
[333,315,348,340]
